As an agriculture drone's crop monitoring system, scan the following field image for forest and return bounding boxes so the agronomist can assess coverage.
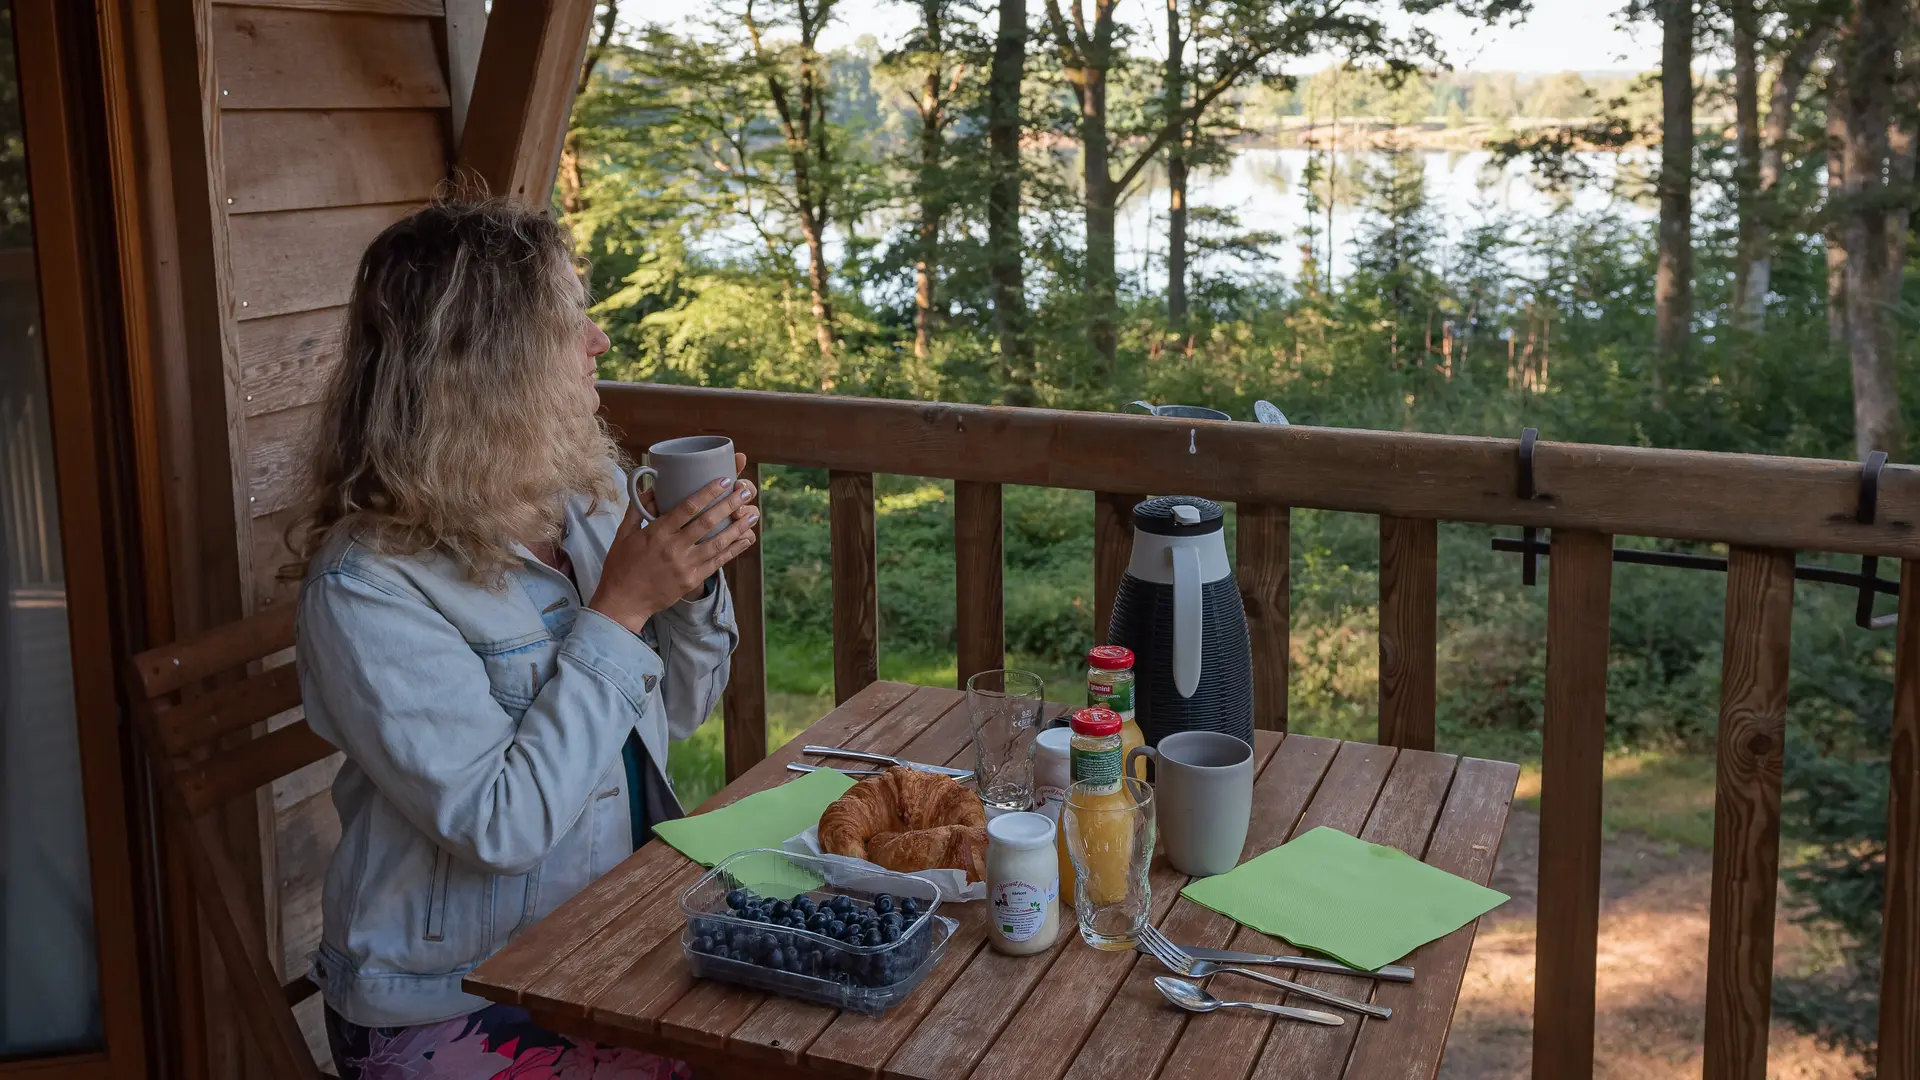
[555,0,1917,1071]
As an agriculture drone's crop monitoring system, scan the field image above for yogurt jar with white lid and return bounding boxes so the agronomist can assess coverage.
[985,812,1061,955]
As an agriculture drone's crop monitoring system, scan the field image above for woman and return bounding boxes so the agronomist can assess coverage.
[292,198,756,1078]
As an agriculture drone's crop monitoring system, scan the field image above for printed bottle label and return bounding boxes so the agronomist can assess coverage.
[992,878,1058,942]
[1071,746,1122,792]
[1088,679,1134,715]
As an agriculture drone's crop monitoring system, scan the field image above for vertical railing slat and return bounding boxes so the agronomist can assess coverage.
[1379,515,1438,751]
[1093,492,1139,646]
[829,470,878,704]
[1703,546,1795,1080]
[721,462,767,780]
[1533,528,1612,1080]
[954,480,1005,686]
[1236,503,1290,732]
[1881,560,1920,1080]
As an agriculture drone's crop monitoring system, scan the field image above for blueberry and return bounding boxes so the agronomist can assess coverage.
[881,924,899,944]
[900,898,920,919]
[711,946,730,961]
[768,946,786,968]
[863,928,882,947]
[828,919,845,938]
[725,889,747,909]
[771,900,790,918]
[693,934,712,952]
[874,894,894,915]
[833,895,855,914]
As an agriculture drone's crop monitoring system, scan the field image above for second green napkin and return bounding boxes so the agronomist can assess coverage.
[653,766,856,868]
[1179,825,1509,971]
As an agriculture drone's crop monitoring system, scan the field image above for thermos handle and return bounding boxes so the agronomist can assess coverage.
[1172,544,1201,697]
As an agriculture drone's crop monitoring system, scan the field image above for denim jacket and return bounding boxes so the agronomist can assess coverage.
[294,464,736,1027]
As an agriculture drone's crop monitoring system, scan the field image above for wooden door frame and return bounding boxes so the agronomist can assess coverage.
[0,0,154,1075]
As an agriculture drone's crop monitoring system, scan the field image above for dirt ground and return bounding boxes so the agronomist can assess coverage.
[1439,810,1867,1079]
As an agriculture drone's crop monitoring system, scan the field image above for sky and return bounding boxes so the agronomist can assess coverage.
[635,0,1665,74]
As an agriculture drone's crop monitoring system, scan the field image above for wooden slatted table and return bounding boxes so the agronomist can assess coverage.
[465,681,1520,1080]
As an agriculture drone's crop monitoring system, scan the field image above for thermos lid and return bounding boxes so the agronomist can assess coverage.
[1071,707,1123,736]
[1133,495,1225,536]
[1087,645,1135,670]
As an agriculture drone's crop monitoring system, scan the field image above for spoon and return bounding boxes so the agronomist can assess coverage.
[1153,976,1345,1026]
[1172,958,1391,1019]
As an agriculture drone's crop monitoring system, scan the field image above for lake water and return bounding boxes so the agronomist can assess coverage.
[1113,148,1653,285]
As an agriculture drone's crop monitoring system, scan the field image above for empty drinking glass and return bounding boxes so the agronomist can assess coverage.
[1063,777,1155,950]
[966,669,1045,816]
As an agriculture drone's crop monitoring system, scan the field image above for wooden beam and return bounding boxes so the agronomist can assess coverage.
[442,0,487,144]
[1883,561,1920,1080]
[597,383,1920,560]
[1532,528,1612,1080]
[1235,503,1289,732]
[1378,515,1438,751]
[954,480,1005,685]
[721,462,767,781]
[1093,492,1138,645]
[1703,547,1794,1080]
[454,0,594,204]
[830,471,878,704]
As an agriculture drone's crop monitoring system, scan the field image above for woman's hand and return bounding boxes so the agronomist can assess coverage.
[590,461,758,635]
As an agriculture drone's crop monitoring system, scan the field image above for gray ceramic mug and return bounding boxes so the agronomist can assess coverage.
[626,435,753,540]
[1125,731,1254,877]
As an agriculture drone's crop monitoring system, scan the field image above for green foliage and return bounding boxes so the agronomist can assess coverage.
[563,8,1917,1065]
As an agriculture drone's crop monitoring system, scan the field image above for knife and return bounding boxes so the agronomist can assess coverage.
[1178,947,1415,983]
[801,745,975,781]
[786,762,885,778]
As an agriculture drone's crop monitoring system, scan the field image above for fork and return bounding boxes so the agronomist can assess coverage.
[1136,924,1393,1020]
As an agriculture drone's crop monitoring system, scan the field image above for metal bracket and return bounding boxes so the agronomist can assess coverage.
[1517,427,1540,586]
[1854,451,1897,630]
[1498,441,1900,630]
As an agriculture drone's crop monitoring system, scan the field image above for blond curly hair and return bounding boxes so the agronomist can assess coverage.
[291,198,619,582]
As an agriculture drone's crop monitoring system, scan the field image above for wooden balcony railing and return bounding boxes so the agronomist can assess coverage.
[597,381,1920,1080]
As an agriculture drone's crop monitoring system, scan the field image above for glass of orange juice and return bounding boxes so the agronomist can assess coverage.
[1063,777,1154,950]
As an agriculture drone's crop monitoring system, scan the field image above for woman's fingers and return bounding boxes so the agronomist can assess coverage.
[701,516,759,574]
[681,480,754,539]
[660,478,734,532]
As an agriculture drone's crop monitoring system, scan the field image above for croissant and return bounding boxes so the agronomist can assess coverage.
[818,767,989,882]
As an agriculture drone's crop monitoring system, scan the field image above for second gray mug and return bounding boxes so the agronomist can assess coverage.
[1125,731,1254,877]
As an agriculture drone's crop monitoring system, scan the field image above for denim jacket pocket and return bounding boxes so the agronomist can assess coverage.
[423,847,452,942]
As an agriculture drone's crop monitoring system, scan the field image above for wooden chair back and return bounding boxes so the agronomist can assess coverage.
[127,604,334,1080]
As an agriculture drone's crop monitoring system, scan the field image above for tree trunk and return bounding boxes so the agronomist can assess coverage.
[1746,27,1828,327]
[1826,59,1849,351]
[1164,0,1187,325]
[988,0,1032,404]
[1729,0,1761,331]
[1654,0,1693,370]
[557,1,620,217]
[1080,19,1116,374]
[801,212,838,365]
[1840,0,1901,460]
[913,4,943,362]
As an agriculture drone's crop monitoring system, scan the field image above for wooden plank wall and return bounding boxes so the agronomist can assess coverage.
[206,0,460,1053]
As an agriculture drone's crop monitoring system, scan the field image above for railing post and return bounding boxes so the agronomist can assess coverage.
[1703,546,1794,1080]
[721,462,767,781]
[954,480,1005,686]
[829,470,878,704]
[1236,503,1289,732]
[1533,528,1612,1080]
[1093,492,1138,646]
[1379,515,1437,751]
[1882,560,1920,1080]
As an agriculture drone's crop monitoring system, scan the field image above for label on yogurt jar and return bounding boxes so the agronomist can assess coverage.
[1033,784,1068,820]
[992,878,1058,942]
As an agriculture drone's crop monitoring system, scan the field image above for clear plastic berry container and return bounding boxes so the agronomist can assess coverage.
[678,848,955,1015]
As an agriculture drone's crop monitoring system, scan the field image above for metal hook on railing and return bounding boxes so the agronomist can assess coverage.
[1517,427,1541,586]
[1496,442,1902,629]
[1854,451,1898,630]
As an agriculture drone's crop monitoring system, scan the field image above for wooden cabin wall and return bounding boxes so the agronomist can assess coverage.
[203,0,470,1056]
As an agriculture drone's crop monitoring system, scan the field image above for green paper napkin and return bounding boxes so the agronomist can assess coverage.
[653,767,855,868]
[1179,826,1509,971]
